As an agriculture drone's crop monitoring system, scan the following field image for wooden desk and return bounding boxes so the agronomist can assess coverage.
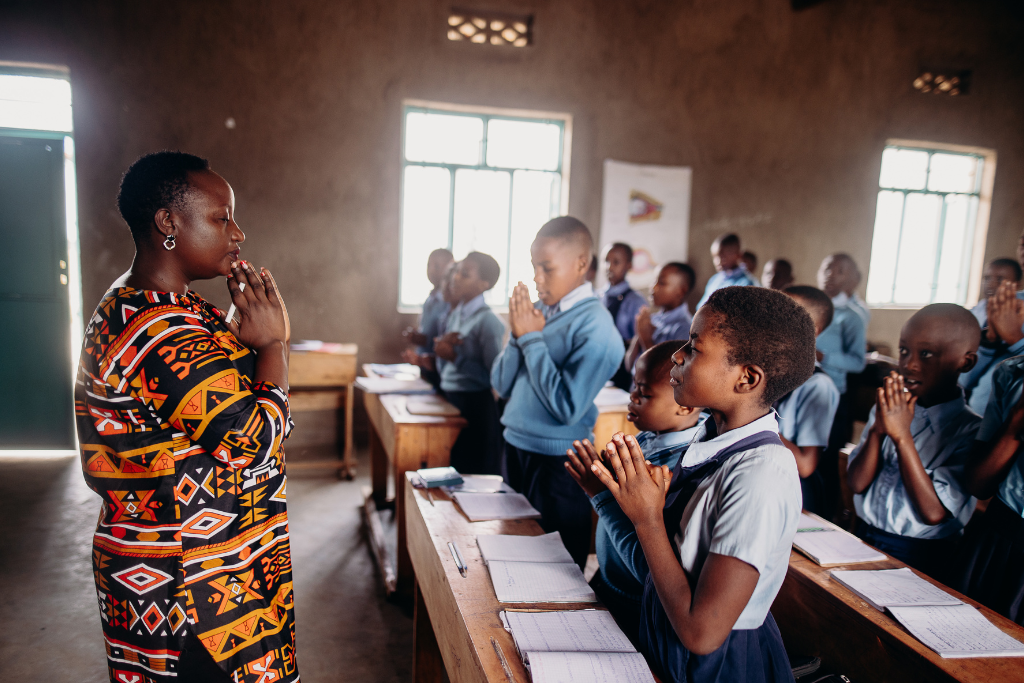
[594,401,639,448]
[361,381,466,596]
[404,472,609,683]
[774,548,1024,683]
[288,344,358,478]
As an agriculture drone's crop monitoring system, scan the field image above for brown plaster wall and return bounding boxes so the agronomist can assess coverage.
[1,0,1022,363]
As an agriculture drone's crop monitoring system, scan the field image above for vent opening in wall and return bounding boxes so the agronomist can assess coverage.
[447,9,532,47]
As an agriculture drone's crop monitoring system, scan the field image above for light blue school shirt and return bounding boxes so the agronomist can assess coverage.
[970,299,988,328]
[975,355,1024,516]
[418,288,450,354]
[848,393,980,539]
[439,295,506,394]
[960,291,1024,414]
[775,367,840,448]
[651,303,693,344]
[598,280,647,342]
[492,283,625,455]
[696,265,759,309]
[590,419,707,600]
[816,293,867,394]
[849,293,871,329]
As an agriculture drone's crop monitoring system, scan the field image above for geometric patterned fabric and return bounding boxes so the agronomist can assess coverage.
[77,287,298,682]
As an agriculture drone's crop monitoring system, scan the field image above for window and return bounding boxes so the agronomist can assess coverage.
[866,140,996,307]
[399,101,571,311]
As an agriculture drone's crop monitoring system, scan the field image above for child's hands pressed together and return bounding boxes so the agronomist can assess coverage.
[433,332,463,361]
[402,326,429,347]
[564,439,608,498]
[508,281,545,338]
[590,432,672,529]
[635,306,655,348]
[987,280,1024,346]
[872,371,917,445]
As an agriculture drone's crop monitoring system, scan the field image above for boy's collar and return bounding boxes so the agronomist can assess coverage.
[914,386,967,418]
[832,292,851,307]
[604,280,631,296]
[456,293,487,317]
[645,413,708,451]
[679,411,778,468]
[546,281,595,314]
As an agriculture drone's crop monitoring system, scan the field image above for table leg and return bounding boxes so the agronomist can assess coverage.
[396,468,413,597]
[412,580,450,683]
[341,383,355,480]
[370,423,388,507]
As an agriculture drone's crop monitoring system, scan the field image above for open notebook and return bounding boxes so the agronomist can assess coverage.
[888,604,1024,658]
[830,567,962,612]
[501,610,655,683]
[793,512,886,566]
[479,533,595,603]
[451,492,541,522]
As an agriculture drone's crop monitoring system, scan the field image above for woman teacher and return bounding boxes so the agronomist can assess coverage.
[77,152,298,683]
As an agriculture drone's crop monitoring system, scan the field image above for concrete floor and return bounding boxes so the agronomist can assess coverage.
[0,453,412,682]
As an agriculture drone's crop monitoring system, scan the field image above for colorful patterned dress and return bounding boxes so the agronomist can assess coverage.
[77,287,298,683]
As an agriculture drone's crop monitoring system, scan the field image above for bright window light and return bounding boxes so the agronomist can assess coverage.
[399,104,568,310]
[0,74,73,132]
[866,144,987,307]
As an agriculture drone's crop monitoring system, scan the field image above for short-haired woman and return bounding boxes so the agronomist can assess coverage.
[78,152,298,683]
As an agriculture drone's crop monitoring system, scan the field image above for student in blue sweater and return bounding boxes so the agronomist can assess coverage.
[434,252,507,475]
[403,248,454,353]
[491,216,625,567]
[566,341,705,644]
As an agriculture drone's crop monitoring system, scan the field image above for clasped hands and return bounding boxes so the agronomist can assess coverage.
[508,282,545,338]
[225,259,290,351]
[433,332,463,361]
[986,280,1024,346]
[870,371,917,446]
[635,306,655,348]
[565,433,673,529]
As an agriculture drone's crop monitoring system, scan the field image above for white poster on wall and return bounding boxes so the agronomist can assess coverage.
[599,159,692,291]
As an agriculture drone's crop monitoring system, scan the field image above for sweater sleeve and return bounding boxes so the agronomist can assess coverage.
[491,335,523,399]
[592,491,649,582]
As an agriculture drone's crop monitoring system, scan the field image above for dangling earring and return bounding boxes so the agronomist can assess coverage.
[163,234,176,251]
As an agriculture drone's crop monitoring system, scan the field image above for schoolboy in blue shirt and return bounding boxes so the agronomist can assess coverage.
[403,248,453,354]
[625,262,695,372]
[968,258,1021,328]
[403,260,458,387]
[567,341,705,644]
[956,354,1024,625]
[847,304,982,581]
[491,217,624,567]
[599,242,646,390]
[695,233,758,309]
[776,286,841,516]
[434,252,506,475]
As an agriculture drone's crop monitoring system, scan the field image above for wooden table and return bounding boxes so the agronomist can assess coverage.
[404,472,610,683]
[774,547,1024,682]
[288,344,358,478]
[361,380,466,597]
[593,400,639,448]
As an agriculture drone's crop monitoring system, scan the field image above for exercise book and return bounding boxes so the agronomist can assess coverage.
[793,513,886,566]
[477,532,575,565]
[888,604,1024,658]
[830,568,962,612]
[354,376,433,394]
[451,492,541,521]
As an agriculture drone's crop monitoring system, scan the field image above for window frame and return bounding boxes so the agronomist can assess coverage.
[866,138,997,310]
[397,99,572,313]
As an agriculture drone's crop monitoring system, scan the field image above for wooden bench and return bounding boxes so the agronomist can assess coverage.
[288,344,358,478]
[774,547,1024,682]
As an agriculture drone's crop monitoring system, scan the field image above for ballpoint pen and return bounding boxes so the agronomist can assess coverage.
[491,637,516,682]
[448,541,467,577]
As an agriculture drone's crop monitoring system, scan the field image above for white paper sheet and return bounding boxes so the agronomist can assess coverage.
[477,533,575,565]
[502,610,634,653]
[793,530,886,566]
[798,512,836,532]
[888,604,1024,658]
[366,363,421,379]
[525,652,655,683]
[354,376,433,394]
[830,568,962,611]
[488,562,597,603]
[445,475,513,493]
[593,386,631,408]
[406,395,461,416]
[451,492,541,521]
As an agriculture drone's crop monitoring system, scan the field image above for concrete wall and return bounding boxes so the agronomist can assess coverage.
[2,0,1022,365]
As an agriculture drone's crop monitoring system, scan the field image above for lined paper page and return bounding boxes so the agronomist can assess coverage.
[888,604,1024,658]
[503,610,634,652]
[452,492,541,521]
[793,530,886,566]
[525,652,655,683]
[488,562,597,603]
[831,568,962,611]
[798,512,837,531]
[477,533,575,564]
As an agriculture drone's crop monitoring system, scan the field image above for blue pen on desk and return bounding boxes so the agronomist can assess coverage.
[448,541,467,577]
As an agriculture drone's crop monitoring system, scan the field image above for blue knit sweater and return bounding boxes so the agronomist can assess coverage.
[491,297,624,455]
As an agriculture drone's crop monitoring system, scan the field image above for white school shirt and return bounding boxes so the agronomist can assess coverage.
[674,412,801,630]
[542,282,595,318]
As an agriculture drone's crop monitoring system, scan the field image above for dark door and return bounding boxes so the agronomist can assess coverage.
[0,135,75,448]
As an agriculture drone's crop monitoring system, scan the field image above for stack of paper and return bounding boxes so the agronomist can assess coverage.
[887,604,1024,658]
[445,474,513,493]
[478,533,593,602]
[793,513,886,566]
[501,610,655,683]
[406,395,461,416]
[830,568,962,612]
[594,386,631,408]
[354,375,433,394]
[451,492,541,522]
[366,363,421,379]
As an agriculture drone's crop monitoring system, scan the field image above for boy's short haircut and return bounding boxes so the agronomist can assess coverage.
[639,340,686,382]
[536,216,593,256]
[703,286,816,407]
[609,242,634,262]
[713,233,740,249]
[663,262,696,290]
[464,251,501,289]
[911,303,982,350]
[991,257,1023,282]
[429,248,454,263]
[783,285,834,330]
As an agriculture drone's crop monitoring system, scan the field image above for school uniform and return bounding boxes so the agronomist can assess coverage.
[439,294,506,475]
[970,299,988,328]
[696,265,759,309]
[491,282,625,566]
[599,280,646,389]
[847,392,980,580]
[848,292,871,329]
[956,355,1024,625]
[650,303,693,344]
[589,418,707,643]
[774,366,840,516]
[960,291,1024,415]
[419,287,450,353]
[641,412,800,683]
